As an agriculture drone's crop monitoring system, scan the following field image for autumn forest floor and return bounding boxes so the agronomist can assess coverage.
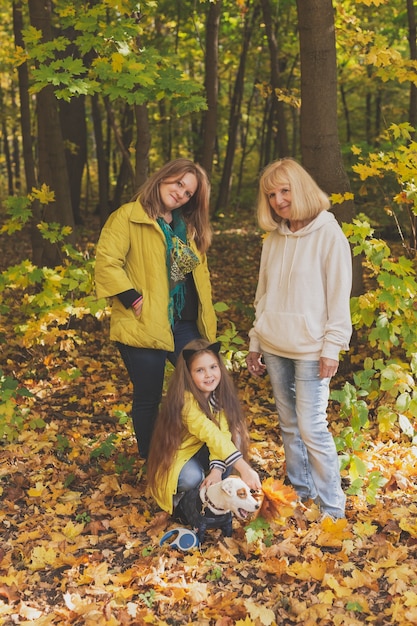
[0,211,417,625]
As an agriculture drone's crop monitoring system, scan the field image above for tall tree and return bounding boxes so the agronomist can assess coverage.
[296,0,362,295]
[200,0,222,177]
[259,0,289,162]
[13,1,65,265]
[28,0,75,266]
[215,1,260,214]
[407,0,417,133]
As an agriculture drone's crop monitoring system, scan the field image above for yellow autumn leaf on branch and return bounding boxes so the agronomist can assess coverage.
[29,184,55,204]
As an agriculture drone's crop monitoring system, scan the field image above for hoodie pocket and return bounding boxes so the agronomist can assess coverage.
[255,310,322,354]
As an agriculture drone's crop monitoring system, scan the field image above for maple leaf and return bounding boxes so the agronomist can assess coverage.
[244,600,275,626]
[235,618,255,626]
[0,583,20,603]
[257,477,298,522]
[28,546,58,570]
[316,517,353,547]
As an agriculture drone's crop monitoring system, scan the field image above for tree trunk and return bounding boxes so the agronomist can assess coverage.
[259,0,289,161]
[215,3,259,214]
[296,0,362,296]
[0,87,14,195]
[59,97,87,225]
[13,1,49,265]
[28,0,75,266]
[200,0,222,177]
[407,0,417,134]
[91,94,110,225]
[111,103,135,209]
[134,103,151,189]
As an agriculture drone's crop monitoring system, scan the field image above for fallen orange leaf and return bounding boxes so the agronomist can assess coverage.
[256,477,298,522]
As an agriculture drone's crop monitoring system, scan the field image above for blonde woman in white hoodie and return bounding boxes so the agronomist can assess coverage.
[246,158,352,520]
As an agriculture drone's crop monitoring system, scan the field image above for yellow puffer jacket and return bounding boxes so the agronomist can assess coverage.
[95,200,217,350]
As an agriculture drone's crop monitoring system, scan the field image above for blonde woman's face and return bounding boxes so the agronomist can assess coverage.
[159,172,198,212]
[189,352,221,398]
[267,182,292,220]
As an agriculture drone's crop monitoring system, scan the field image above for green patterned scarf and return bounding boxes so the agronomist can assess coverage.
[157,211,200,325]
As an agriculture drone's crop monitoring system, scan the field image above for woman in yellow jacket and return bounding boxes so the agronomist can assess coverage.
[95,159,217,458]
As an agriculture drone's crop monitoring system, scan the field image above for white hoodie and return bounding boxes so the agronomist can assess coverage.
[249,211,352,361]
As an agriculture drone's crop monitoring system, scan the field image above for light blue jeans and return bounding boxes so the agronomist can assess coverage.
[175,445,232,506]
[263,353,346,518]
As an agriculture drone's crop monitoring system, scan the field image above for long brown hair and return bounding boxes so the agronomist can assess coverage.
[147,339,249,495]
[132,158,212,253]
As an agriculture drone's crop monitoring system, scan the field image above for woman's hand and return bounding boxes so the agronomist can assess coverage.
[319,356,339,379]
[132,296,143,317]
[246,351,266,377]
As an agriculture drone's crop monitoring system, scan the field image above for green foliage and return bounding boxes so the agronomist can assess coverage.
[0,194,107,356]
[0,196,32,234]
[351,123,417,254]
[244,516,273,547]
[0,369,33,442]
[56,434,71,451]
[138,589,156,609]
[20,1,207,114]
[90,433,118,460]
[332,215,417,502]
[206,566,223,581]
[214,302,247,371]
[333,125,417,500]
[114,453,135,475]
[345,217,417,357]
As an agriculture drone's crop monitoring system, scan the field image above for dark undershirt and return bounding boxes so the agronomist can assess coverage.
[117,272,198,321]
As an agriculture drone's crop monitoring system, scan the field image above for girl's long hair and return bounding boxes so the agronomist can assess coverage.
[132,158,212,253]
[147,339,249,495]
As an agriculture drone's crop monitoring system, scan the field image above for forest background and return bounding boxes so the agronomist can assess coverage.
[1,0,417,624]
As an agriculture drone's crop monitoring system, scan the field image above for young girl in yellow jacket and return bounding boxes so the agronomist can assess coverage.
[147,339,261,516]
[95,159,217,459]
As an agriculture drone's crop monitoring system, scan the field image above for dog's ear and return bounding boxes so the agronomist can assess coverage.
[221,479,236,497]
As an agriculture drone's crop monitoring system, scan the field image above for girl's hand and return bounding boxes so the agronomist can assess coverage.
[201,468,222,489]
[234,458,262,491]
[239,467,262,492]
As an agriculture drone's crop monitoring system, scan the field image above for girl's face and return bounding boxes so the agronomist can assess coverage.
[159,172,198,211]
[189,352,221,398]
[267,182,292,220]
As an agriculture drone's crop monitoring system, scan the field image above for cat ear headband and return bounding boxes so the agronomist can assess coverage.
[183,341,221,361]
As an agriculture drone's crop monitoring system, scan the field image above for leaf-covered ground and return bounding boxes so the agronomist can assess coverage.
[1,215,417,625]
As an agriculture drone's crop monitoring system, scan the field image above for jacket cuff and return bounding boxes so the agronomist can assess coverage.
[210,460,226,473]
[117,288,142,309]
[321,340,343,361]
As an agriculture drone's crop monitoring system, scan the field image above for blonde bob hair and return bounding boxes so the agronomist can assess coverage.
[257,158,330,232]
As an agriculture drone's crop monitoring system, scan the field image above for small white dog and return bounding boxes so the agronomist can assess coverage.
[199,475,260,521]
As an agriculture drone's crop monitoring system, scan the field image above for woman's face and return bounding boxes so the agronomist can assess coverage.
[267,182,292,220]
[159,172,198,211]
[189,351,221,398]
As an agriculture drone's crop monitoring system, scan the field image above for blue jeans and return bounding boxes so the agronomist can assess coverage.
[177,445,232,494]
[263,353,346,518]
[117,320,201,459]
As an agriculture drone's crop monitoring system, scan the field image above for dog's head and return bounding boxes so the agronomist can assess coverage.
[201,476,260,520]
